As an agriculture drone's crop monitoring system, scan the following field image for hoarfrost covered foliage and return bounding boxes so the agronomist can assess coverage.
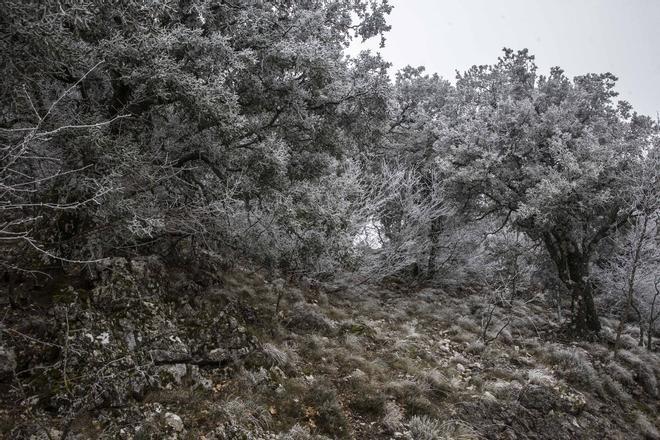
[0,0,659,334]
[1,0,659,348]
[3,3,660,440]
[1,0,392,276]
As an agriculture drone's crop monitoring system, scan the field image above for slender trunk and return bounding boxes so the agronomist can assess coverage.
[614,298,631,354]
[615,213,653,350]
[648,281,660,351]
[275,291,283,319]
[648,325,655,351]
[649,320,654,351]
[555,292,563,323]
[427,217,442,279]
[511,257,518,299]
[631,301,644,347]
[8,270,16,308]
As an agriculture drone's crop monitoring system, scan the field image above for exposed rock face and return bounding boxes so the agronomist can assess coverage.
[0,257,261,436]
[159,364,187,385]
[0,346,16,378]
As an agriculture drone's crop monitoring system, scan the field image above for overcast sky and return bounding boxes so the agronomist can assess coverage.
[348,0,660,117]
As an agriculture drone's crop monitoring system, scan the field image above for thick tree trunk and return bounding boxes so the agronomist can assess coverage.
[561,245,601,335]
[572,281,601,334]
[543,234,600,335]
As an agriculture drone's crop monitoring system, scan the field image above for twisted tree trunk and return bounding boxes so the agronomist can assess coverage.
[573,279,601,334]
[543,233,601,335]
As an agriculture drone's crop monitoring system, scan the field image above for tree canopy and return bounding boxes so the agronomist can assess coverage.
[2,4,659,338]
[436,49,656,333]
[1,0,392,272]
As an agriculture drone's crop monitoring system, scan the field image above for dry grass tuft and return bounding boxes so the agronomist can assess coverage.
[456,316,481,334]
[220,398,273,432]
[345,377,387,417]
[465,340,486,354]
[527,368,556,386]
[634,411,660,440]
[276,423,332,439]
[605,360,635,387]
[408,416,479,440]
[543,345,602,394]
[601,375,631,401]
[484,379,523,401]
[617,350,658,397]
[382,401,404,432]
[288,302,337,334]
[262,342,290,367]
[418,369,454,400]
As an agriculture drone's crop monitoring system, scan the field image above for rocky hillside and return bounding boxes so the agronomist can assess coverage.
[1,258,659,439]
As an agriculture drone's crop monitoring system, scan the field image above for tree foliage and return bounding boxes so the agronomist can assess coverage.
[1,0,391,273]
[2,3,659,341]
[436,49,657,334]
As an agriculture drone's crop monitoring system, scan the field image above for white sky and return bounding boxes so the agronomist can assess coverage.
[348,0,660,117]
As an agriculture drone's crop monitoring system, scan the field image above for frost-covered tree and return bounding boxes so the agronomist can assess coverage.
[595,144,660,349]
[362,66,454,279]
[1,0,392,274]
[356,163,450,280]
[438,49,656,334]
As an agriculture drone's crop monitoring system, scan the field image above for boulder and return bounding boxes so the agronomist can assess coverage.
[164,412,184,432]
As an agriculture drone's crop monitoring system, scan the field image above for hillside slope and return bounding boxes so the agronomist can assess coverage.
[1,258,659,439]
